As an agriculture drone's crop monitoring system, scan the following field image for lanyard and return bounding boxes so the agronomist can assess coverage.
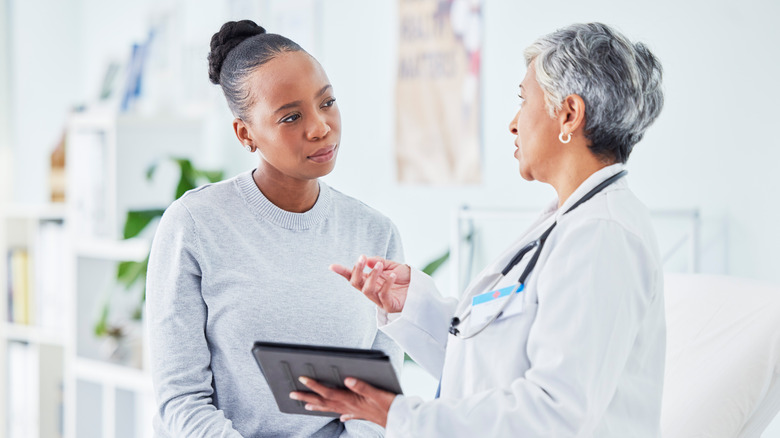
[449,170,628,338]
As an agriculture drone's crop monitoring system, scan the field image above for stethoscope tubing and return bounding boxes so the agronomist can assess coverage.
[448,170,627,339]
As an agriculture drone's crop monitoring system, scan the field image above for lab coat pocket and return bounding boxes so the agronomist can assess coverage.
[488,300,539,382]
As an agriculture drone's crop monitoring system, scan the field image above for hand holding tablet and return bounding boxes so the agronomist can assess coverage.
[252,341,403,417]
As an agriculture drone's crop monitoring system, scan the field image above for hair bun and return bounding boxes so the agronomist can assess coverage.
[208,20,267,85]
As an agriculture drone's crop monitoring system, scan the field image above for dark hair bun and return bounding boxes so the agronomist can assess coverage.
[208,20,266,85]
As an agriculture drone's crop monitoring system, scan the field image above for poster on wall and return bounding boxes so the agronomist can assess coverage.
[396,0,482,184]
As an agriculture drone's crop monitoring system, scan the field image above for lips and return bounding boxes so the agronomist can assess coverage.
[308,145,337,163]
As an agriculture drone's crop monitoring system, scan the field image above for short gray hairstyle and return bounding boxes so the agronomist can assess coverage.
[524,23,664,163]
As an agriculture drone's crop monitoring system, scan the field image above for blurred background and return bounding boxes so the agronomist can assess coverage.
[1,0,779,437]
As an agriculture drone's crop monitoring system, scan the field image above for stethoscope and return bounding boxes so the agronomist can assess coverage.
[448,170,628,339]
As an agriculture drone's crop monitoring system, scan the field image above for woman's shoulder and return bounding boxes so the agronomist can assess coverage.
[561,186,657,252]
[165,173,245,219]
[325,184,395,226]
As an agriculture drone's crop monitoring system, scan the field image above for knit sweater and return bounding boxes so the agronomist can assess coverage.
[146,170,404,437]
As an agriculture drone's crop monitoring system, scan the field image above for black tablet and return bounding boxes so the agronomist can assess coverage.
[252,341,403,417]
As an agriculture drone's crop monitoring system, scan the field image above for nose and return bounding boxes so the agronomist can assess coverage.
[307,114,331,141]
[509,110,519,135]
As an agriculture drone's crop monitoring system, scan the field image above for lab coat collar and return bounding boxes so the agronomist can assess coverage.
[552,162,627,221]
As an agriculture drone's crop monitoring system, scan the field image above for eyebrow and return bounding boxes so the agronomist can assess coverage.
[274,85,333,113]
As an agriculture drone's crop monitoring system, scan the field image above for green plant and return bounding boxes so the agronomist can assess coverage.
[94,158,224,338]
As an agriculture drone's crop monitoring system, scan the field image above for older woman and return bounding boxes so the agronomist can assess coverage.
[292,22,666,437]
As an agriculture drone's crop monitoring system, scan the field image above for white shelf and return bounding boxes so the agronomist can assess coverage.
[74,238,150,261]
[73,357,152,393]
[2,322,66,346]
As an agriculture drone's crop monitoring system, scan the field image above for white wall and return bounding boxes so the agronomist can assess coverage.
[7,2,779,277]
[0,0,10,204]
[8,0,83,204]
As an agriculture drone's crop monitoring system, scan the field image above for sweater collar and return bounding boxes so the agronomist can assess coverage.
[236,170,331,230]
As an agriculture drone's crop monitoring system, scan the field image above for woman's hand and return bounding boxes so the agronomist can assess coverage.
[290,377,396,426]
[330,256,410,314]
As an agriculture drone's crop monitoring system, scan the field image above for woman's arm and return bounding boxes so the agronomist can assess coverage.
[330,256,458,379]
[146,201,243,438]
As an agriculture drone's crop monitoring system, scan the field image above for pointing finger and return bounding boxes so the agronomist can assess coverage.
[329,264,352,281]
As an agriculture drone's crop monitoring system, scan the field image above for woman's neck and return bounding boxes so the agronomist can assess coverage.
[551,154,611,208]
[252,167,320,213]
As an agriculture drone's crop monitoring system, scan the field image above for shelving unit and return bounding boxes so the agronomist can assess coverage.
[63,110,207,438]
[67,245,153,438]
[1,109,210,438]
[0,204,68,438]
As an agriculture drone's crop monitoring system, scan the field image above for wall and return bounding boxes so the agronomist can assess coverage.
[6,2,779,280]
[7,0,82,204]
[0,0,11,204]
[317,0,780,288]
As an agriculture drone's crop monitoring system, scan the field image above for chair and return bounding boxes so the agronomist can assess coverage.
[662,273,780,437]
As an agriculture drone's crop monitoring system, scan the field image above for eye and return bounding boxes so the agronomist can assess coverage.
[517,94,525,108]
[280,113,301,123]
[321,98,336,108]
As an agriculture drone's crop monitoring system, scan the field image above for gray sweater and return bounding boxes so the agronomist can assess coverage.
[146,170,404,437]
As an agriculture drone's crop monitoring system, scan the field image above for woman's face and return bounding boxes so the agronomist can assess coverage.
[242,51,341,182]
[508,63,562,182]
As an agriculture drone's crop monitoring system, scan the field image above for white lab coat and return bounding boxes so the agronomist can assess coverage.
[379,164,666,437]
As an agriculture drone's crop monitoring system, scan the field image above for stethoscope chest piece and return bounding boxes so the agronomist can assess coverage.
[449,317,461,336]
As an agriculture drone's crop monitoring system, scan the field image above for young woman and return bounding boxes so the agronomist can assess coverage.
[146,20,403,437]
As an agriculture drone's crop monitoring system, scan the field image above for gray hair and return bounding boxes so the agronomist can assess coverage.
[524,23,664,163]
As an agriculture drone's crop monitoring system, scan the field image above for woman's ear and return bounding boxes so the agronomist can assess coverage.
[233,118,252,146]
[559,94,587,136]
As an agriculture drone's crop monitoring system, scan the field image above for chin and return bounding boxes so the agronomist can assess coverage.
[315,160,338,178]
[517,163,534,182]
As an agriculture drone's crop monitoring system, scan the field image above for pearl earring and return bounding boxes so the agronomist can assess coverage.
[244,144,252,152]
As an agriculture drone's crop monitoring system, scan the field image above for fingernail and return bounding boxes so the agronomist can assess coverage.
[375,262,383,270]
[289,393,299,400]
[298,376,308,385]
[345,378,356,386]
[389,273,396,279]
[305,404,314,411]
